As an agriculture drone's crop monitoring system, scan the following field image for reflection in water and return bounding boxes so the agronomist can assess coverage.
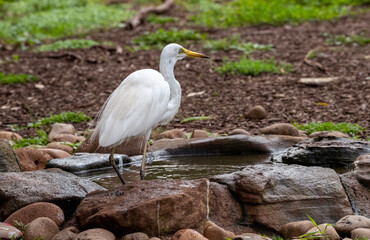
[75,154,271,189]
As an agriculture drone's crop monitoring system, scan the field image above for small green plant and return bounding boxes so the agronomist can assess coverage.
[325,32,370,46]
[35,39,103,52]
[0,73,37,84]
[130,28,206,51]
[12,130,48,149]
[181,116,212,123]
[146,14,177,24]
[292,121,365,136]
[298,214,331,240]
[61,141,82,150]
[216,57,292,76]
[28,111,91,128]
[0,54,19,64]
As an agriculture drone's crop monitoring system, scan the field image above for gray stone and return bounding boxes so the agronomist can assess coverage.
[0,168,105,220]
[0,139,21,172]
[212,164,352,231]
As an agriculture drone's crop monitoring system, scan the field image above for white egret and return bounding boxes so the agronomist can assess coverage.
[90,43,208,185]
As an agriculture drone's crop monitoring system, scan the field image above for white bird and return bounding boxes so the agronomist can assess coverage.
[90,43,208,184]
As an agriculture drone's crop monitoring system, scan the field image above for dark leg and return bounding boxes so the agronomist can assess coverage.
[109,147,126,185]
[139,141,148,180]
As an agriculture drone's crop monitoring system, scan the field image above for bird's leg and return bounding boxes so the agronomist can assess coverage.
[139,141,148,180]
[109,147,126,185]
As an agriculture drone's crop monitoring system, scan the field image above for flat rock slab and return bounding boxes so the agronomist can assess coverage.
[0,168,105,220]
[47,153,131,172]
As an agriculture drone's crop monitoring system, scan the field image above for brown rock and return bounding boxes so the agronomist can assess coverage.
[0,138,21,172]
[351,228,370,239]
[245,105,267,120]
[260,123,299,136]
[228,129,251,136]
[14,147,51,171]
[354,154,370,186]
[191,130,209,139]
[171,229,207,240]
[306,224,340,240]
[51,226,79,240]
[233,233,272,240]
[309,131,350,139]
[38,148,71,159]
[0,222,22,240]
[74,228,116,240]
[0,131,22,141]
[5,202,64,227]
[279,220,315,239]
[50,134,81,144]
[121,232,150,240]
[204,221,235,240]
[46,142,74,154]
[48,123,75,142]
[157,129,186,140]
[335,215,370,236]
[149,238,161,240]
[23,217,60,240]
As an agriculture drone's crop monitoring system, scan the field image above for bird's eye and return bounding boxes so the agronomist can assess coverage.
[178,48,185,54]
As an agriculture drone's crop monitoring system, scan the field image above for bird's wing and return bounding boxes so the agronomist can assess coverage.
[91,69,170,147]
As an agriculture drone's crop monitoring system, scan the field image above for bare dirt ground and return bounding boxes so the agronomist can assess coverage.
[0,9,369,138]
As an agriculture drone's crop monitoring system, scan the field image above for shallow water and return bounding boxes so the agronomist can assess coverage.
[75,154,271,189]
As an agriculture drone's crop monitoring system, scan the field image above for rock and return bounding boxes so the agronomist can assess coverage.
[0,139,21,172]
[309,131,350,139]
[0,222,22,240]
[5,202,64,227]
[340,172,370,218]
[149,238,161,240]
[298,77,339,86]
[334,215,370,236]
[23,217,60,240]
[172,229,208,240]
[50,134,83,144]
[351,228,370,239]
[51,227,79,240]
[354,154,370,186]
[48,123,75,142]
[76,134,144,156]
[157,129,186,139]
[212,164,352,231]
[46,142,74,154]
[245,105,267,120]
[39,148,71,159]
[191,130,209,139]
[74,228,116,240]
[0,131,22,141]
[228,129,251,136]
[0,168,105,220]
[14,147,51,171]
[233,233,271,240]
[260,123,299,136]
[204,221,235,240]
[121,232,150,240]
[306,224,340,240]
[276,138,370,169]
[279,220,315,239]
[76,179,209,236]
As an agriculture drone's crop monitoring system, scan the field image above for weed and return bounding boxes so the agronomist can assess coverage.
[146,14,177,25]
[0,73,37,84]
[181,116,212,124]
[325,32,370,46]
[12,130,48,149]
[61,141,82,150]
[0,54,19,64]
[28,111,91,128]
[130,28,206,51]
[292,121,365,136]
[298,214,331,240]
[35,39,101,52]
[216,57,292,76]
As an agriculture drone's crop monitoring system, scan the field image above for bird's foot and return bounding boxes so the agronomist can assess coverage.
[140,169,145,180]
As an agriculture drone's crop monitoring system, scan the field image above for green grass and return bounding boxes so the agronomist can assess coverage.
[146,14,177,25]
[181,116,212,124]
[12,130,48,149]
[182,0,368,27]
[0,54,19,64]
[0,1,133,45]
[216,57,292,76]
[130,28,206,51]
[292,121,365,136]
[325,32,370,46]
[35,39,102,52]
[203,34,273,53]
[28,111,91,128]
[0,72,37,84]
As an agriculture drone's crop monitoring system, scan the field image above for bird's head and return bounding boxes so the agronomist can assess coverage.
[162,43,208,61]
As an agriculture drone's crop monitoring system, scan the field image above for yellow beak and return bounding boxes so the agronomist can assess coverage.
[182,48,209,58]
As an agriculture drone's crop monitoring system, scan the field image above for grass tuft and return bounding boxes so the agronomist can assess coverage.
[146,14,177,25]
[28,111,91,128]
[325,32,370,46]
[181,116,212,124]
[12,130,48,149]
[216,57,292,76]
[35,39,101,52]
[292,121,365,136]
[0,73,37,84]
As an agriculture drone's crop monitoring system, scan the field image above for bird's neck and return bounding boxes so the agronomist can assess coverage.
[159,57,180,98]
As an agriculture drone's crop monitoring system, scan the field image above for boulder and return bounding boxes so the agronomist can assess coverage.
[39,148,71,159]
[76,179,209,236]
[48,123,75,142]
[228,129,251,136]
[74,228,116,240]
[0,168,105,220]
[121,232,150,240]
[305,224,340,240]
[0,139,21,172]
[50,134,83,144]
[354,154,370,186]
[233,233,272,240]
[191,130,209,139]
[156,129,186,139]
[172,229,207,240]
[259,123,299,136]
[51,227,79,240]
[276,137,370,169]
[204,221,235,240]
[245,105,267,120]
[279,220,315,239]
[351,228,370,239]
[212,164,352,231]
[46,142,74,154]
[14,147,51,171]
[0,222,22,240]
[309,131,350,139]
[5,202,64,227]
[334,215,370,236]
[23,217,60,240]
[0,131,22,141]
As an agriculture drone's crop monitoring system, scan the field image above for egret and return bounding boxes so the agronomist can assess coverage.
[90,43,208,185]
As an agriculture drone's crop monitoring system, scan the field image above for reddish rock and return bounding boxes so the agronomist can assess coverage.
[157,129,186,140]
[279,220,315,239]
[203,221,235,240]
[309,131,350,139]
[0,222,22,240]
[74,228,116,240]
[46,142,74,154]
[351,228,370,239]
[38,148,71,159]
[191,130,209,139]
[50,134,81,144]
[0,131,22,141]
[260,123,299,136]
[5,202,64,227]
[354,154,370,186]
[121,232,150,240]
[335,215,370,236]
[51,227,79,240]
[48,123,75,142]
[171,229,207,240]
[233,233,272,240]
[305,224,340,240]
[228,129,251,136]
[245,105,267,120]
[14,147,51,171]
[23,217,60,240]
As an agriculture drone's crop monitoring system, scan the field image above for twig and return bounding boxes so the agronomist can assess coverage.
[126,0,175,29]
[303,47,327,73]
